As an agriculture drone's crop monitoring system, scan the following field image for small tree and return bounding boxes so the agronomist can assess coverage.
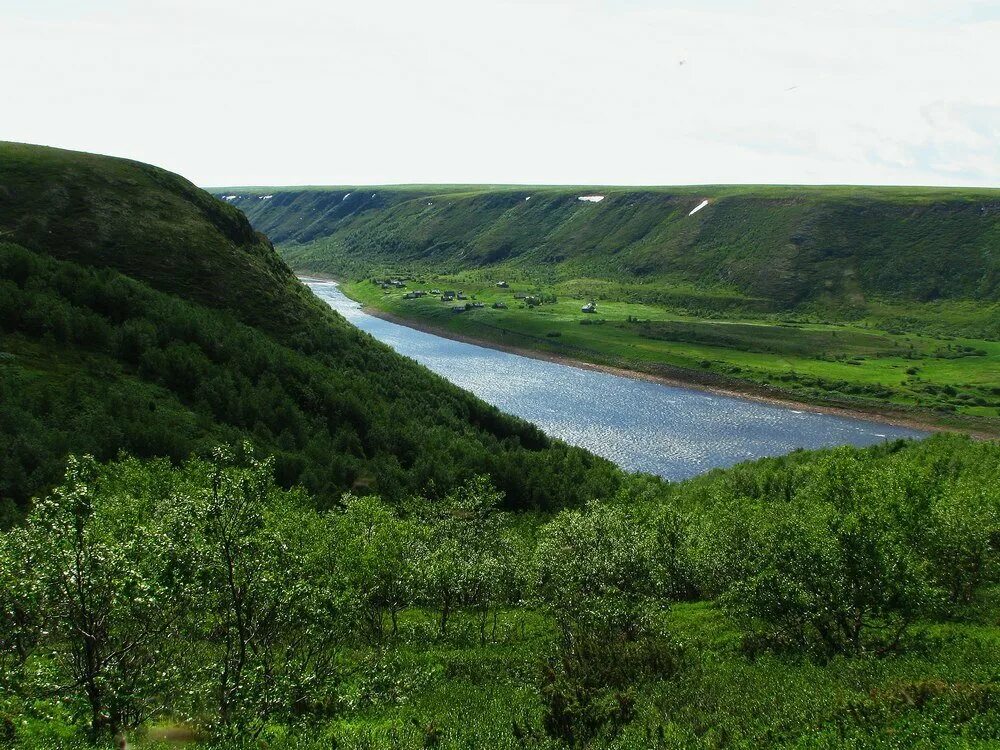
[415,476,516,640]
[716,450,939,656]
[15,455,192,739]
[337,493,419,642]
[184,445,344,735]
[533,502,676,748]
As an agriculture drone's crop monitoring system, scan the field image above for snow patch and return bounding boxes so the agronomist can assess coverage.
[221,195,238,201]
[525,196,531,201]
[578,195,605,203]
[342,192,351,200]
[258,194,273,200]
[688,199,709,216]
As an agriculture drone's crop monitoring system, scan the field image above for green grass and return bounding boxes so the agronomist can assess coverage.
[342,276,1000,433]
[10,600,999,749]
[216,183,1000,323]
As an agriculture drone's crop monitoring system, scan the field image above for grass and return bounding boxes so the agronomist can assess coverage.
[11,597,998,748]
[342,276,1000,434]
[219,183,1000,320]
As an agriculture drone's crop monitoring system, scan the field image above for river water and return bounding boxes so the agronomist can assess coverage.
[305,279,927,480]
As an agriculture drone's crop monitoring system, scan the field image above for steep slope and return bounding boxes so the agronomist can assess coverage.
[0,144,621,520]
[220,185,1000,313]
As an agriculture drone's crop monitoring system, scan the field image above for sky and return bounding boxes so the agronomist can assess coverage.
[2,0,998,187]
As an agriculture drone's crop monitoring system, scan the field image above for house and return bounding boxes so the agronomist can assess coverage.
[452,305,467,313]
[472,301,485,308]
[457,292,467,300]
[496,281,509,288]
[442,291,456,301]
[581,302,597,313]
[431,289,442,295]
[492,301,508,309]
[514,292,528,300]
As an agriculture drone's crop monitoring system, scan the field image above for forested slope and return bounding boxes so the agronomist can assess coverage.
[0,144,621,520]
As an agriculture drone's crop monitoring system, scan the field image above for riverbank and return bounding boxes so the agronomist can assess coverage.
[302,275,991,438]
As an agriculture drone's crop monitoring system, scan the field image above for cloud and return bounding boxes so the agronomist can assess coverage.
[0,0,997,186]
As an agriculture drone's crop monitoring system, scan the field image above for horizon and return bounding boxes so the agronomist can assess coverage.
[2,0,998,189]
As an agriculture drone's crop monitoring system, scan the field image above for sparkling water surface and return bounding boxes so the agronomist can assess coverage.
[305,279,927,481]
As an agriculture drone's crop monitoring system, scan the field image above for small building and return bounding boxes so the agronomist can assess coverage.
[431,289,442,295]
[442,291,456,301]
[496,281,509,288]
[514,292,528,300]
[581,302,597,313]
[492,301,508,309]
[457,292,467,300]
[472,301,485,308]
[452,305,467,313]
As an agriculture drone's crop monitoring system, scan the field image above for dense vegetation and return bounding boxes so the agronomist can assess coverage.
[1,435,997,748]
[0,143,622,519]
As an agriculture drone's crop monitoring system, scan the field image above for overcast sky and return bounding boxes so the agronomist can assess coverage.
[2,0,998,187]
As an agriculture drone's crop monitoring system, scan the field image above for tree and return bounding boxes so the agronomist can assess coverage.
[184,444,343,735]
[532,502,676,748]
[336,493,419,642]
[414,476,520,640]
[14,455,192,740]
[715,450,939,656]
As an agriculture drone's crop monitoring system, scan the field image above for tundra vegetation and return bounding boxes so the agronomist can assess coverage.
[1,434,998,748]
[2,145,998,748]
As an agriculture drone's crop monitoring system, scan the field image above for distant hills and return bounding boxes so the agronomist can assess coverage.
[217,184,1000,318]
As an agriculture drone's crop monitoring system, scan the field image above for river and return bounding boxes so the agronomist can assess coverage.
[305,279,928,480]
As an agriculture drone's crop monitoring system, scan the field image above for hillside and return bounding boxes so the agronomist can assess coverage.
[217,184,1000,317]
[0,144,621,520]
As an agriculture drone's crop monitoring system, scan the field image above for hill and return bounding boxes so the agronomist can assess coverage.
[217,184,1000,317]
[0,144,621,520]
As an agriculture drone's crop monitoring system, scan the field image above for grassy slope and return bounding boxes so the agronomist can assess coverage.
[220,184,1000,316]
[0,144,621,514]
[213,183,1000,431]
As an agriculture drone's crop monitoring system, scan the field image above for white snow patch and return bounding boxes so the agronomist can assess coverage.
[688,199,709,216]
[578,195,605,203]
[259,194,273,200]
[371,193,376,198]
[525,196,531,201]
[342,192,351,200]
[222,195,238,201]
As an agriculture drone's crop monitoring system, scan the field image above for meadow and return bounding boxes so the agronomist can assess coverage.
[343,277,1000,434]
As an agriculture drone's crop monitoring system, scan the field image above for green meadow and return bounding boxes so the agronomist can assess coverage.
[343,276,1000,433]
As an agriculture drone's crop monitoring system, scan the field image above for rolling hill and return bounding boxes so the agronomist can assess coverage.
[0,144,621,520]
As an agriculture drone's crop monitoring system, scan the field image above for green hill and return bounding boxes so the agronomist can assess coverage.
[0,144,621,520]
[220,184,1000,317]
